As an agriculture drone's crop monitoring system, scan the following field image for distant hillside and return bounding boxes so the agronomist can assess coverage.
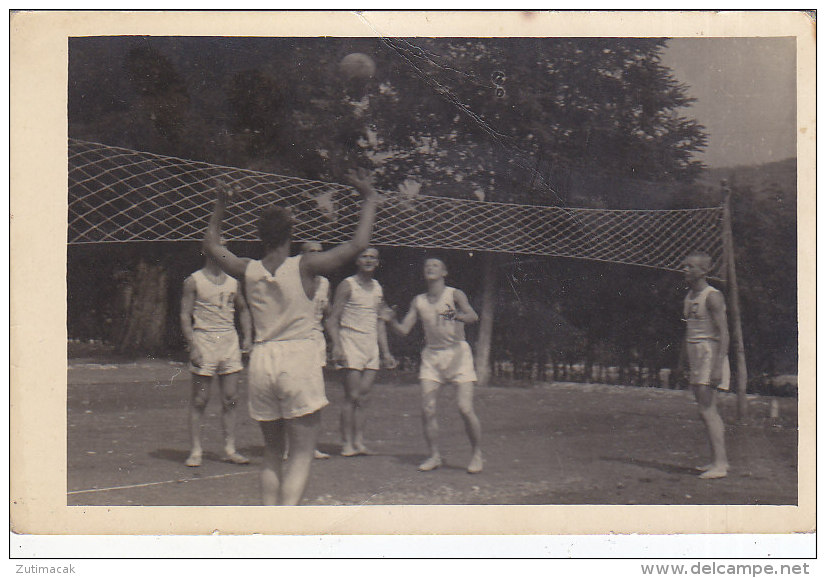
[667,157,796,212]
[698,157,797,198]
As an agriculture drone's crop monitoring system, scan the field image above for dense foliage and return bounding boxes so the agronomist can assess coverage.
[67,36,796,382]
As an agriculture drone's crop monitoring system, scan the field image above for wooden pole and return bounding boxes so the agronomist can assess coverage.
[721,181,749,421]
[473,252,498,387]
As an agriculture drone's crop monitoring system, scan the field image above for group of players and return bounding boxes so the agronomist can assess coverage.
[178,168,730,506]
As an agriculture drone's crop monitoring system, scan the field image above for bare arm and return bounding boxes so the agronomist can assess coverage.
[325,280,351,364]
[180,276,203,367]
[707,290,730,385]
[377,317,397,368]
[203,181,250,280]
[452,289,479,324]
[301,168,380,279]
[380,298,419,337]
[320,281,332,318]
[234,285,253,352]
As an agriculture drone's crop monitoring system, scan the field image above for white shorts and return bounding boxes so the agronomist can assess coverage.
[247,340,329,421]
[687,340,730,391]
[419,341,477,386]
[189,330,243,377]
[340,328,380,371]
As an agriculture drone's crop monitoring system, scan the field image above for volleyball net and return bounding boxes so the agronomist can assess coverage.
[68,139,725,276]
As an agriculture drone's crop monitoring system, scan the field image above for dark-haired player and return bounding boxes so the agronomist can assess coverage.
[202,170,380,504]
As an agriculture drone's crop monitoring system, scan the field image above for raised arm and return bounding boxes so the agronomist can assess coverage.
[707,290,730,386]
[452,289,479,324]
[203,181,250,280]
[180,276,202,367]
[325,280,352,365]
[301,168,380,278]
[380,298,419,337]
[234,285,253,353]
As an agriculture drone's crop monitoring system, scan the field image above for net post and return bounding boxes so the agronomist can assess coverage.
[473,251,499,387]
[721,180,749,422]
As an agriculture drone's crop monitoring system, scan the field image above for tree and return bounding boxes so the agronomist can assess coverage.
[69,37,708,360]
[727,161,797,376]
[288,38,708,383]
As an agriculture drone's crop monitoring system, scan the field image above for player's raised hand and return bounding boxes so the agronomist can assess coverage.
[344,167,378,201]
[214,178,241,206]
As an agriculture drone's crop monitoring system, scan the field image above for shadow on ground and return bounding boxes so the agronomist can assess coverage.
[601,456,699,476]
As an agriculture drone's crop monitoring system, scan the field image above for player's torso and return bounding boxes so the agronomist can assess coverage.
[245,256,314,342]
[683,286,720,342]
[191,270,237,331]
[416,287,465,349]
[340,276,382,334]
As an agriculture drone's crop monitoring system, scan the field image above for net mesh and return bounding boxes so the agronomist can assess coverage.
[68,139,725,276]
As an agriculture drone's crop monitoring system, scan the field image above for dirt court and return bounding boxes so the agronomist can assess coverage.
[67,358,798,507]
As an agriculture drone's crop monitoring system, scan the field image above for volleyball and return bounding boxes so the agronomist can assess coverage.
[339,53,376,80]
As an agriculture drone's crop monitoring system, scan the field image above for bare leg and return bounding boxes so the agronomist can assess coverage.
[280,411,322,505]
[456,382,483,473]
[692,384,728,479]
[341,370,361,456]
[186,374,213,466]
[353,369,377,453]
[218,371,248,464]
[258,419,286,505]
[418,381,442,471]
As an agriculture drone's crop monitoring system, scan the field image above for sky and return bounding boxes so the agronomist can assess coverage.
[661,37,797,168]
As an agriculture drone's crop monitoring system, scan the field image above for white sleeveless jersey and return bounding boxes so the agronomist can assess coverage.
[244,256,314,343]
[191,270,237,332]
[340,276,383,335]
[311,276,330,333]
[684,285,724,343]
[415,287,466,349]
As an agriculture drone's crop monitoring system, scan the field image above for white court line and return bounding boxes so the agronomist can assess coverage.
[67,470,257,495]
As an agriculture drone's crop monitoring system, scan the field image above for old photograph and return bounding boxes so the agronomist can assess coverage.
[10,11,815,538]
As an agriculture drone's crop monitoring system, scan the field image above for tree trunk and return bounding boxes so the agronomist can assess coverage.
[116,259,169,354]
[474,252,498,386]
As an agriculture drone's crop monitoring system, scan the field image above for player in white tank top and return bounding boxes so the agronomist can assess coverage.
[180,253,252,468]
[202,168,381,505]
[327,247,397,457]
[190,269,239,331]
[340,274,383,335]
[244,256,316,343]
[676,253,730,479]
[381,257,483,474]
[414,287,467,349]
